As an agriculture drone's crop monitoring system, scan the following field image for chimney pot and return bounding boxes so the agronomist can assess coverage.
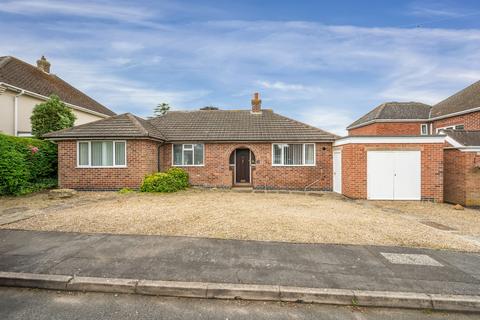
[36,55,51,73]
[251,92,262,113]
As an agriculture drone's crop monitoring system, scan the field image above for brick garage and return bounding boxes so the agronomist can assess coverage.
[159,142,333,190]
[444,149,480,206]
[57,139,159,190]
[334,137,445,202]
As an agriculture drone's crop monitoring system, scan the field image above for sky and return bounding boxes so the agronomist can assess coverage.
[1,0,480,135]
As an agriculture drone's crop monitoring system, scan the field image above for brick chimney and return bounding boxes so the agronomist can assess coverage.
[36,55,51,73]
[251,92,262,113]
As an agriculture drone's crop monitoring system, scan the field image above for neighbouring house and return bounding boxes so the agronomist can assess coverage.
[44,93,337,191]
[334,80,480,206]
[0,56,115,136]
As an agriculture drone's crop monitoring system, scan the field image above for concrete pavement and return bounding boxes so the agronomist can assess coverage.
[0,287,477,320]
[1,229,479,296]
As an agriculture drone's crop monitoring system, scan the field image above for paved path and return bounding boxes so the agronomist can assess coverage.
[0,287,475,320]
[0,229,479,295]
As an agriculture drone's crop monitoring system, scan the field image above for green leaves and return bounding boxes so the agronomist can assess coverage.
[31,95,77,138]
[140,168,189,193]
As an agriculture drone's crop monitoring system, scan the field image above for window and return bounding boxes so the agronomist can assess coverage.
[272,143,315,166]
[421,124,429,135]
[436,124,465,134]
[173,144,204,166]
[77,141,126,167]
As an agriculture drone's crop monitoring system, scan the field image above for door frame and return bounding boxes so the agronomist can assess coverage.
[333,149,342,194]
[233,148,252,185]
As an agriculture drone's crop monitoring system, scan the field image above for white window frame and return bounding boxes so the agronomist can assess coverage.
[172,143,205,167]
[420,124,429,135]
[436,124,464,134]
[271,143,316,167]
[76,140,127,168]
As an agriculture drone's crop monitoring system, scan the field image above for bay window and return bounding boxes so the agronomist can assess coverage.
[173,144,204,166]
[272,143,315,166]
[77,141,127,167]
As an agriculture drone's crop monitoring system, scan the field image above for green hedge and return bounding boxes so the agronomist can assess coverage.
[140,168,189,193]
[0,134,57,195]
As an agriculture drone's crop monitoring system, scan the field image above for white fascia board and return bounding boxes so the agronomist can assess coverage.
[445,136,464,148]
[0,82,111,118]
[334,135,446,146]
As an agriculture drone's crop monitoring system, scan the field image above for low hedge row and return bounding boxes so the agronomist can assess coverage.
[140,168,189,193]
[0,134,57,195]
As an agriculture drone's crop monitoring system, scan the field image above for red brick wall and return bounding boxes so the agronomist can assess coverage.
[339,143,444,202]
[57,139,159,190]
[160,142,333,190]
[433,111,480,131]
[348,122,424,136]
[444,149,480,206]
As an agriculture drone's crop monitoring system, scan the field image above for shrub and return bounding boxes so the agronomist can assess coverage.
[31,95,76,138]
[0,134,57,195]
[140,168,189,193]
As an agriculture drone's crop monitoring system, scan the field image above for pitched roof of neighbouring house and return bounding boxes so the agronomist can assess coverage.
[347,102,432,129]
[148,109,337,141]
[446,130,480,147]
[44,113,165,141]
[430,80,480,118]
[0,56,115,116]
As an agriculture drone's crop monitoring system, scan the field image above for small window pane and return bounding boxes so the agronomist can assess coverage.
[115,142,125,166]
[284,144,302,165]
[173,144,182,165]
[183,150,193,165]
[104,141,113,166]
[91,142,103,166]
[194,144,203,165]
[455,125,464,130]
[305,144,315,164]
[273,144,282,164]
[78,142,89,166]
[421,125,428,135]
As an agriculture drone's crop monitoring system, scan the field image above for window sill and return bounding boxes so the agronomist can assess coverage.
[76,166,128,169]
[272,164,316,167]
[172,165,205,167]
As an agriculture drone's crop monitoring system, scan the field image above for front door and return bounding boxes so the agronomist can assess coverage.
[235,149,250,184]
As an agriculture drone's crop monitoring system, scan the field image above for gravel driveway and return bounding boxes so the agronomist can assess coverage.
[1,189,479,251]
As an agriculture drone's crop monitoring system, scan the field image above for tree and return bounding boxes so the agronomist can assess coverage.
[31,95,76,138]
[153,103,170,117]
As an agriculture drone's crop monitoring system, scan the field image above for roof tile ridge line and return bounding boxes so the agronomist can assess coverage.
[376,102,388,119]
[271,111,338,138]
[43,113,128,136]
[136,115,168,140]
[0,56,12,68]
[127,113,150,136]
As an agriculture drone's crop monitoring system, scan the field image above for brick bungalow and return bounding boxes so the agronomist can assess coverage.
[335,80,480,205]
[44,94,337,191]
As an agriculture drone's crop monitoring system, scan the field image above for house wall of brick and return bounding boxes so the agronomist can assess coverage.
[338,143,444,202]
[432,111,480,131]
[160,142,333,190]
[348,122,424,136]
[57,139,159,190]
[444,149,480,206]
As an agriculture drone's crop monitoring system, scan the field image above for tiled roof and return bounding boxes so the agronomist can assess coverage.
[347,102,431,129]
[43,113,165,141]
[148,109,337,142]
[446,130,480,147]
[45,109,337,142]
[430,80,480,118]
[0,56,115,116]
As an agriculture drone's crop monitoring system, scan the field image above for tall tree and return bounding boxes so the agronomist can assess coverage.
[30,95,76,138]
[153,103,170,117]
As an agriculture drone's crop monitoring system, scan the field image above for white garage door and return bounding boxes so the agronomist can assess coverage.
[333,150,342,194]
[367,151,421,200]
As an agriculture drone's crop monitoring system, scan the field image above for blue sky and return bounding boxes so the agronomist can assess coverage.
[1,0,480,134]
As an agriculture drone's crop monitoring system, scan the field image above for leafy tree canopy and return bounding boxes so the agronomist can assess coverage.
[153,103,171,117]
[31,95,76,138]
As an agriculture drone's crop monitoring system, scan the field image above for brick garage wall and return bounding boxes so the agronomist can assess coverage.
[339,143,444,202]
[444,149,480,206]
[348,122,424,136]
[57,139,159,190]
[433,111,480,131]
[160,142,333,190]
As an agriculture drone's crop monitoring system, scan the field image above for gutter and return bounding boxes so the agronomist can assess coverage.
[14,90,25,136]
[1,82,112,119]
